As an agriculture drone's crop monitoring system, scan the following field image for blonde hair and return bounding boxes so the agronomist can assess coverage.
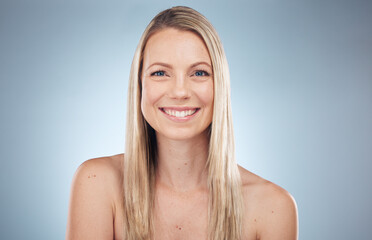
[124,6,243,240]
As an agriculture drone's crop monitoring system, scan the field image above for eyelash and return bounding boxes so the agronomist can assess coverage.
[150,70,210,77]
[151,70,166,77]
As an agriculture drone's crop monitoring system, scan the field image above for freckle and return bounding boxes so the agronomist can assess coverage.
[184,163,188,165]
[177,168,180,170]
[254,219,256,222]
[272,211,274,213]
[179,227,181,230]
[94,174,96,177]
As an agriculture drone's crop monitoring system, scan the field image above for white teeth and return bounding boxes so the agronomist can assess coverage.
[163,108,197,117]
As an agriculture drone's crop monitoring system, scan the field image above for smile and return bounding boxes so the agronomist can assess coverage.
[159,107,200,121]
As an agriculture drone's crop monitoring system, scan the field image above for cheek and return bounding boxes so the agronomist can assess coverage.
[197,81,214,106]
[141,81,164,113]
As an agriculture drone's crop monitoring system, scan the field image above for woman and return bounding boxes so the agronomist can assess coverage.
[66,6,298,240]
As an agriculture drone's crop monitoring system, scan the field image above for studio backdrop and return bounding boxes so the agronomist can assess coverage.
[0,0,371,239]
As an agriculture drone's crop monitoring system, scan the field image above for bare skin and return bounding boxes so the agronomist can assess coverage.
[66,28,298,239]
[66,154,298,240]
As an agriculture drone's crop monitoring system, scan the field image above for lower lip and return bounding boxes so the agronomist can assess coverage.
[159,108,200,123]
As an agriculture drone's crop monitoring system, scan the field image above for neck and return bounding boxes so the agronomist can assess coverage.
[155,130,209,193]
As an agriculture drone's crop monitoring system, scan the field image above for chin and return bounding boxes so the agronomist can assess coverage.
[157,126,210,141]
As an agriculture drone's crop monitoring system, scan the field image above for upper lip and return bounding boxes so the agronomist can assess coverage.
[160,106,200,111]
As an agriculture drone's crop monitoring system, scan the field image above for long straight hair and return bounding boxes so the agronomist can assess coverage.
[123,6,244,240]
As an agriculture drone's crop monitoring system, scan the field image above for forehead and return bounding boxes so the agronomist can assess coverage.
[142,28,211,66]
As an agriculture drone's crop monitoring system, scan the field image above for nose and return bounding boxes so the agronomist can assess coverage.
[168,73,190,100]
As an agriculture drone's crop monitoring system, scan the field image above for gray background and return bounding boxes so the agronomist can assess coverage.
[1,0,371,239]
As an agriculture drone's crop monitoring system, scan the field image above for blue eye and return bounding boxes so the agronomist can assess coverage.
[195,70,209,76]
[152,71,165,76]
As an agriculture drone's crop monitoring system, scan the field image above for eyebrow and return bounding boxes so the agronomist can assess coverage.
[145,61,212,71]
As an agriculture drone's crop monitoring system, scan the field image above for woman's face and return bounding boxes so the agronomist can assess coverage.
[141,28,214,141]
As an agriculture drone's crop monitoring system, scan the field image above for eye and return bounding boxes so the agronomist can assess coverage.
[151,70,165,76]
[194,70,210,77]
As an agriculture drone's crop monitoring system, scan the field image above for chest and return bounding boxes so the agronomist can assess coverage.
[152,188,209,240]
[113,194,258,240]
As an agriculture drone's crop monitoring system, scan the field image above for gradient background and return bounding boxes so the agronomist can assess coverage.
[1,0,371,239]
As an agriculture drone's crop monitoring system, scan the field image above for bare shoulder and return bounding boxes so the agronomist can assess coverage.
[66,153,124,240]
[238,165,296,208]
[71,153,123,197]
[238,165,298,240]
[81,153,123,181]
